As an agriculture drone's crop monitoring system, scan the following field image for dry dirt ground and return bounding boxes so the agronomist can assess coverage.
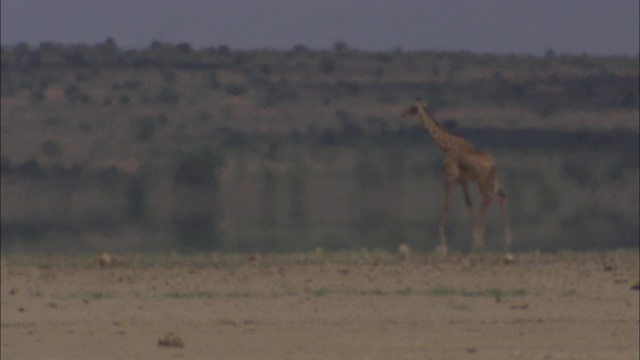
[1,250,638,360]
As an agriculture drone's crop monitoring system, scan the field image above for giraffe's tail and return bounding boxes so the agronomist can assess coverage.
[492,169,507,200]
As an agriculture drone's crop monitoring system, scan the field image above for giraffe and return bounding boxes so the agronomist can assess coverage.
[401,98,512,259]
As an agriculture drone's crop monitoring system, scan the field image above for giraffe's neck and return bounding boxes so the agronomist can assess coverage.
[417,104,470,153]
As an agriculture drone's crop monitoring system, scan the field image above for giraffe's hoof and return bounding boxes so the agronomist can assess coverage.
[503,252,516,265]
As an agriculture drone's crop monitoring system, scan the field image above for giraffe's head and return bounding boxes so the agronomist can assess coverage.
[401,98,425,117]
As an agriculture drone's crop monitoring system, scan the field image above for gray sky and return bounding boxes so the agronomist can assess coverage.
[1,0,638,55]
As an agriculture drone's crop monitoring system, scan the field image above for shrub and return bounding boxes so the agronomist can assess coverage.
[123,80,140,90]
[119,94,131,105]
[64,51,89,68]
[173,215,218,252]
[161,68,177,84]
[78,121,93,133]
[157,86,180,104]
[375,52,393,64]
[176,42,192,54]
[208,71,220,89]
[561,160,591,186]
[259,63,272,76]
[225,83,247,96]
[319,58,336,75]
[372,67,384,80]
[334,80,360,97]
[65,85,81,103]
[1,156,12,175]
[333,41,348,52]
[44,116,64,127]
[14,159,46,179]
[31,89,45,103]
[79,94,91,104]
[174,149,225,188]
[40,140,64,158]
[127,175,145,220]
[96,166,121,194]
[135,116,157,142]
[260,82,299,108]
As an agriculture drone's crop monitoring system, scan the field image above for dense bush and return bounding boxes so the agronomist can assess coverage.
[40,140,64,158]
[174,149,225,188]
[157,86,180,104]
[224,83,247,96]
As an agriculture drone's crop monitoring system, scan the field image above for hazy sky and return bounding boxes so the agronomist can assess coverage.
[2,0,638,55]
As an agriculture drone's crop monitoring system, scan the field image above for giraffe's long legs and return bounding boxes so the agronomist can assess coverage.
[437,180,453,256]
[495,190,512,253]
[474,184,492,250]
[461,182,481,249]
[492,174,513,254]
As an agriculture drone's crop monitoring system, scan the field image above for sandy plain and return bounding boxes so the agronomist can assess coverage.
[1,250,638,360]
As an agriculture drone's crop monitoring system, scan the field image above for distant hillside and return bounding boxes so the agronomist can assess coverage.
[2,41,638,166]
[1,42,638,254]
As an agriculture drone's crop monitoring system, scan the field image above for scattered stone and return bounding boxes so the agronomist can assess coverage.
[601,253,617,272]
[158,332,185,348]
[510,303,529,310]
[435,243,448,257]
[398,244,411,261]
[504,252,516,265]
[97,252,120,268]
[465,347,477,353]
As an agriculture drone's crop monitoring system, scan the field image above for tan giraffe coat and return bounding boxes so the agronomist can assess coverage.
[402,99,512,256]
